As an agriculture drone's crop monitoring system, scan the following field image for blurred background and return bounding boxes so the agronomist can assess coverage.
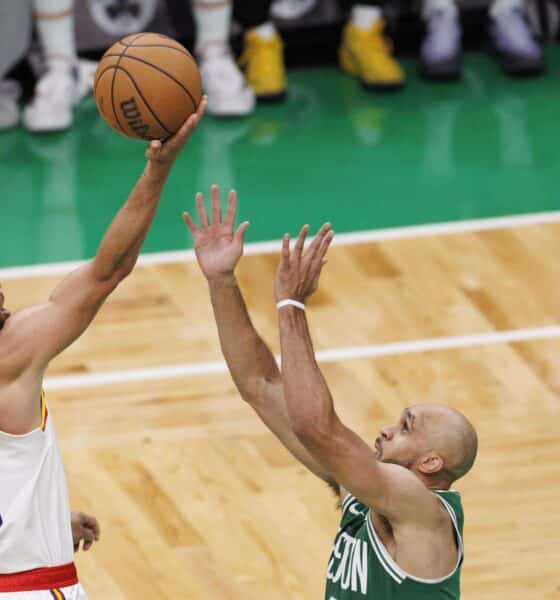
[2,0,560,268]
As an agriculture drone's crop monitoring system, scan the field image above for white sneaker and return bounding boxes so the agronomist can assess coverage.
[271,0,317,20]
[0,80,21,130]
[23,64,85,132]
[199,52,255,117]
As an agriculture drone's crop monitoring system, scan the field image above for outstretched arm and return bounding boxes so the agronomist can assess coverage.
[275,225,441,523]
[184,187,335,485]
[11,98,207,372]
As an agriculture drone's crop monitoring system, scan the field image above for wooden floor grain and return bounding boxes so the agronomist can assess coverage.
[4,223,559,599]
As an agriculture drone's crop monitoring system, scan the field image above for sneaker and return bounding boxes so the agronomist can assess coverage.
[23,65,83,132]
[339,20,405,91]
[199,51,255,117]
[420,5,463,80]
[0,80,21,130]
[271,0,317,20]
[239,30,287,102]
[489,3,544,76]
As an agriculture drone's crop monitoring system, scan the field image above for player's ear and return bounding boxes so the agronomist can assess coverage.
[417,452,444,475]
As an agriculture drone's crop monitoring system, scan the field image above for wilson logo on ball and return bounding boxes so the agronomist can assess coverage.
[120,97,150,139]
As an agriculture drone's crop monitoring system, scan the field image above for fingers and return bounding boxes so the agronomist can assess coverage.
[175,95,207,144]
[310,226,334,270]
[306,222,331,257]
[153,95,207,157]
[224,189,237,228]
[293,225,309,262]
[317,230,334,263]
[195,95,208,120]
[182,212,199,236]
[234,221,250,244]
[144,139,162,160]
[195,192,209,229]
[85,514,101,539]
[281,233,291,268]
[210,184,222,225]
[170,112,198,149]
[82,528,96,551]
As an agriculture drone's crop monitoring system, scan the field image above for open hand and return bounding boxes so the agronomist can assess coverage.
[275,223,334,303]
[71,511,100,552]
[145,95,207,166]
[183,185,250,281]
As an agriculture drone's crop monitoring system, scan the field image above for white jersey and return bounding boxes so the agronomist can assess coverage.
[0,392,74,574]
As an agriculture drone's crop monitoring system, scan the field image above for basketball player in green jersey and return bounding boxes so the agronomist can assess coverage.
[185,187,478,599]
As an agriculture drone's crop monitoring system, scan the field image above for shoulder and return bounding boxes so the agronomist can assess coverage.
[0,306,49,377]
[375,465,447,526]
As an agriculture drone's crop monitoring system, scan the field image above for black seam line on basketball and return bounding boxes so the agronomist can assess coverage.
[115,65,173,136]
[95,32,149,100]
[121,32,173,48]
[101,47,198,81]
[111,44,195,62]
[111,34,149,132]
[111,52,126,133]
[110,54,198,114]
[93,64,119,97]
[101,52,198,110]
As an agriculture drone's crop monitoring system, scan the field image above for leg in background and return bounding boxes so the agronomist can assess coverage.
[338,0,405,91]
[488,0,544,76]
[193,0,255,116]
[420,0,463,81]
[235,0,287,101]
[23,0,90,132]
[0,0,32,130]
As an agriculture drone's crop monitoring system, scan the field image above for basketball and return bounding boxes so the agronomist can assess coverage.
[93,33,202,141]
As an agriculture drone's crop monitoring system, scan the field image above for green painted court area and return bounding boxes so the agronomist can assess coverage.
[2,48,560,268]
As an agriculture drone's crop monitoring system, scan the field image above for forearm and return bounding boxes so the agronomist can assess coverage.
[93,161,171,280]
[278,307,337,434]
[209,274,280,400]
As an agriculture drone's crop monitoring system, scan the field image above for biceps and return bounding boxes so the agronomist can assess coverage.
[296,422,424,519]
[34,277,117,364]
[250,384,335,484]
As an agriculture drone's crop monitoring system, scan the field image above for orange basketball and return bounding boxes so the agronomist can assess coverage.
[94,33,202,141]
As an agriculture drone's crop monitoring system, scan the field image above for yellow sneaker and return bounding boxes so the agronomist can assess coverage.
[239,30,287,101]
[339,20,405,91]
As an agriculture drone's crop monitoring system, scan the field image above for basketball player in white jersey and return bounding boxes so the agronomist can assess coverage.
[0,98,206,598]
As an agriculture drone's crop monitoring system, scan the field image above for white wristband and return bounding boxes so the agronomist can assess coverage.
[277,299,305,311]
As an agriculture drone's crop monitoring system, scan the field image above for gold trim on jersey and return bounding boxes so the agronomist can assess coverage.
[40,390,48,432]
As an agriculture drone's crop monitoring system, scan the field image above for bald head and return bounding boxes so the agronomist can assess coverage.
[414,403,478,484]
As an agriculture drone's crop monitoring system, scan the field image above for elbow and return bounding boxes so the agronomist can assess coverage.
[290,414,333,447]
[237,375,279,409]
[117,259,135,280]
[91,255,136,284]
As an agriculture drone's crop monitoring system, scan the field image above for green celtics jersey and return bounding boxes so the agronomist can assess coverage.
[325,490,464,600]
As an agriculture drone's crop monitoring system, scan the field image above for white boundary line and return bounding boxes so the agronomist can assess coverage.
[2,211,560,280]
[44,325,560,390]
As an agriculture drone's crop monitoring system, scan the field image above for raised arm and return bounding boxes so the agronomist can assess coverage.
[10,99,207,372]
[184,187,335,485]
[275,225,441,524]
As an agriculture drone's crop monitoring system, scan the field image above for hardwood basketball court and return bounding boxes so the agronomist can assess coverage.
[3,218,558,599]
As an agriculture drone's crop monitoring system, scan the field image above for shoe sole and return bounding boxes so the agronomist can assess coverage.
[339,46,405,92]
[487,34,545,78]
[419,58,463,82]
[360,81,404,92]
[256,91,287,103]
[500,56,545,77]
